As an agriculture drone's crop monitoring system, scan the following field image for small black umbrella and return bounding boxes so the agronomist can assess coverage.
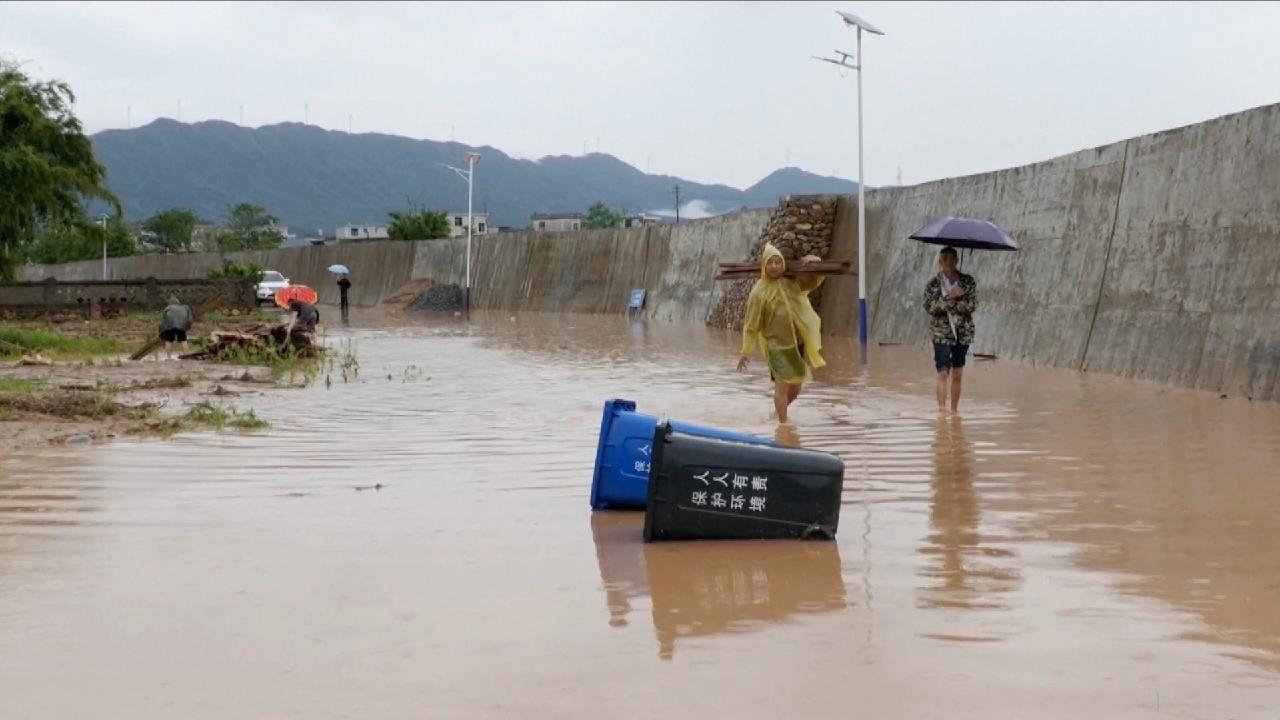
[909,217,1019,252]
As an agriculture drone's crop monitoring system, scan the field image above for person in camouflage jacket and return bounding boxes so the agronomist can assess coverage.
[923,247,977,412]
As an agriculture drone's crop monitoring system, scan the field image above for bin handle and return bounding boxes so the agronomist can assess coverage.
[800,523,834,541]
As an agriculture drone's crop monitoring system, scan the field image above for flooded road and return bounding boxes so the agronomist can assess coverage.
[2,310,1279,718]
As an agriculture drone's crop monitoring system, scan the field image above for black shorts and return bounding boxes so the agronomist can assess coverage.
[933,343,969,372]
[160,328,187,343]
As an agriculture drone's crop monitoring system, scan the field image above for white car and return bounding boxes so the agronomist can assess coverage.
[255,271,291,305]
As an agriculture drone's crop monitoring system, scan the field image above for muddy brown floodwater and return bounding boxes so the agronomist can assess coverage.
[2,309,1279,719]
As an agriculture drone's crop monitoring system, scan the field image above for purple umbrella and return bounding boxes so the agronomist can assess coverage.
[909,217,1019,251]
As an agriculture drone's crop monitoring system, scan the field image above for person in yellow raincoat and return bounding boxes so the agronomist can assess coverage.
[736,243,825,423]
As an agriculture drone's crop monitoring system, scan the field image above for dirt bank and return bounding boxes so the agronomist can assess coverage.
[0,308,304,453]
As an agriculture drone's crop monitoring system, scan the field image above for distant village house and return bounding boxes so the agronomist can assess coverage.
[532,212,584,232]
[337,224,389,242]
[622,213,663,228]
[448,212,493,237]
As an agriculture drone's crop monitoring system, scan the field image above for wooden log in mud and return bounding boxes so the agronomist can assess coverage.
[178,323,319,361]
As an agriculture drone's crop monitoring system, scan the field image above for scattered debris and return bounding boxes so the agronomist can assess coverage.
[179,323,319,360]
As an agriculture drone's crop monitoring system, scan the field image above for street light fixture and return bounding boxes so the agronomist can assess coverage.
[815,9,884,352]
[441,152,482,313]
[98,213,109,280]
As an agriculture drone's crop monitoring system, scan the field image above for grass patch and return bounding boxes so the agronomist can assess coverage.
[131,402,270,437]
[0,328,131,360]
[324,338,361,384]
[0,380,143,420]
[184,403,270,431]
[211,343,320,384]
[0,377,47,395]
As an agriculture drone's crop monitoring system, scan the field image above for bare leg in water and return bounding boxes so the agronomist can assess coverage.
[949,368,964,413]
[936,368,965,413]
[775,381,803,423]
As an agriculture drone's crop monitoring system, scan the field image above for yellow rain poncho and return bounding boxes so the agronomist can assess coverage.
[740,244,825,384]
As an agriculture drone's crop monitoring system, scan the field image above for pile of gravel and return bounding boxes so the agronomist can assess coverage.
[406,283,463,312]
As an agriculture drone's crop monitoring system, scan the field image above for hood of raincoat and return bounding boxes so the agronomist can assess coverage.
[760,242,787,280]
[740,243,825,369]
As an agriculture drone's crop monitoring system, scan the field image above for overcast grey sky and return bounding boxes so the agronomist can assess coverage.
[3,1,1278,189]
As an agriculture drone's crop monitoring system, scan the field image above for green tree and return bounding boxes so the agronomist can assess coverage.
[0,63,120,279]
[208,259,264,283]
[144,208,200,252]
[25,216,137,265]
[584,201,622,230]
[218,203,283,251]
[388,206,451,241]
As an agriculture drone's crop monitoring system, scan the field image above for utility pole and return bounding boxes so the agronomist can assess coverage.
[672,184,681,223]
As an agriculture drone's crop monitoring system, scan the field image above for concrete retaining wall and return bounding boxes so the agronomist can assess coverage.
[405,211,771,320]
[856,102,1280,401]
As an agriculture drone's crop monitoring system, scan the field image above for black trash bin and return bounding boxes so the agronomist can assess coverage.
[643,422,845,542]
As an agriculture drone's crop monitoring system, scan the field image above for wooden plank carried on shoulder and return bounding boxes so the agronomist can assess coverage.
[715,259,855,281]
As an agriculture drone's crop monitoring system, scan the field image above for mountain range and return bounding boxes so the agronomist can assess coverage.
[89,119,859,233]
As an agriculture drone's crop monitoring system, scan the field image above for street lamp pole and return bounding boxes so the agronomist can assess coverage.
[855,24,867,349]
[816,10,884,352]
[443,152,482,314]
[465,152,476,313]
[99,214,108,280]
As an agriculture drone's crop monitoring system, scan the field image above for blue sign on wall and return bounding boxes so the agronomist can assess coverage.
[628,289,647,310]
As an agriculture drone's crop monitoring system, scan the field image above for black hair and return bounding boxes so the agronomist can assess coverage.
[939,246,959,260]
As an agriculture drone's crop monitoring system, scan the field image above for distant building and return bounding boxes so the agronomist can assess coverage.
[622,213,663,229]
[191,224,221,252]
[337,224,389,242]
[532,212,584,232]
[447,212,493,238]
[281,235,331,249]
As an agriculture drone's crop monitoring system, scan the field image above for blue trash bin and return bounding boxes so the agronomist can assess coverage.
[590,399,773,510]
